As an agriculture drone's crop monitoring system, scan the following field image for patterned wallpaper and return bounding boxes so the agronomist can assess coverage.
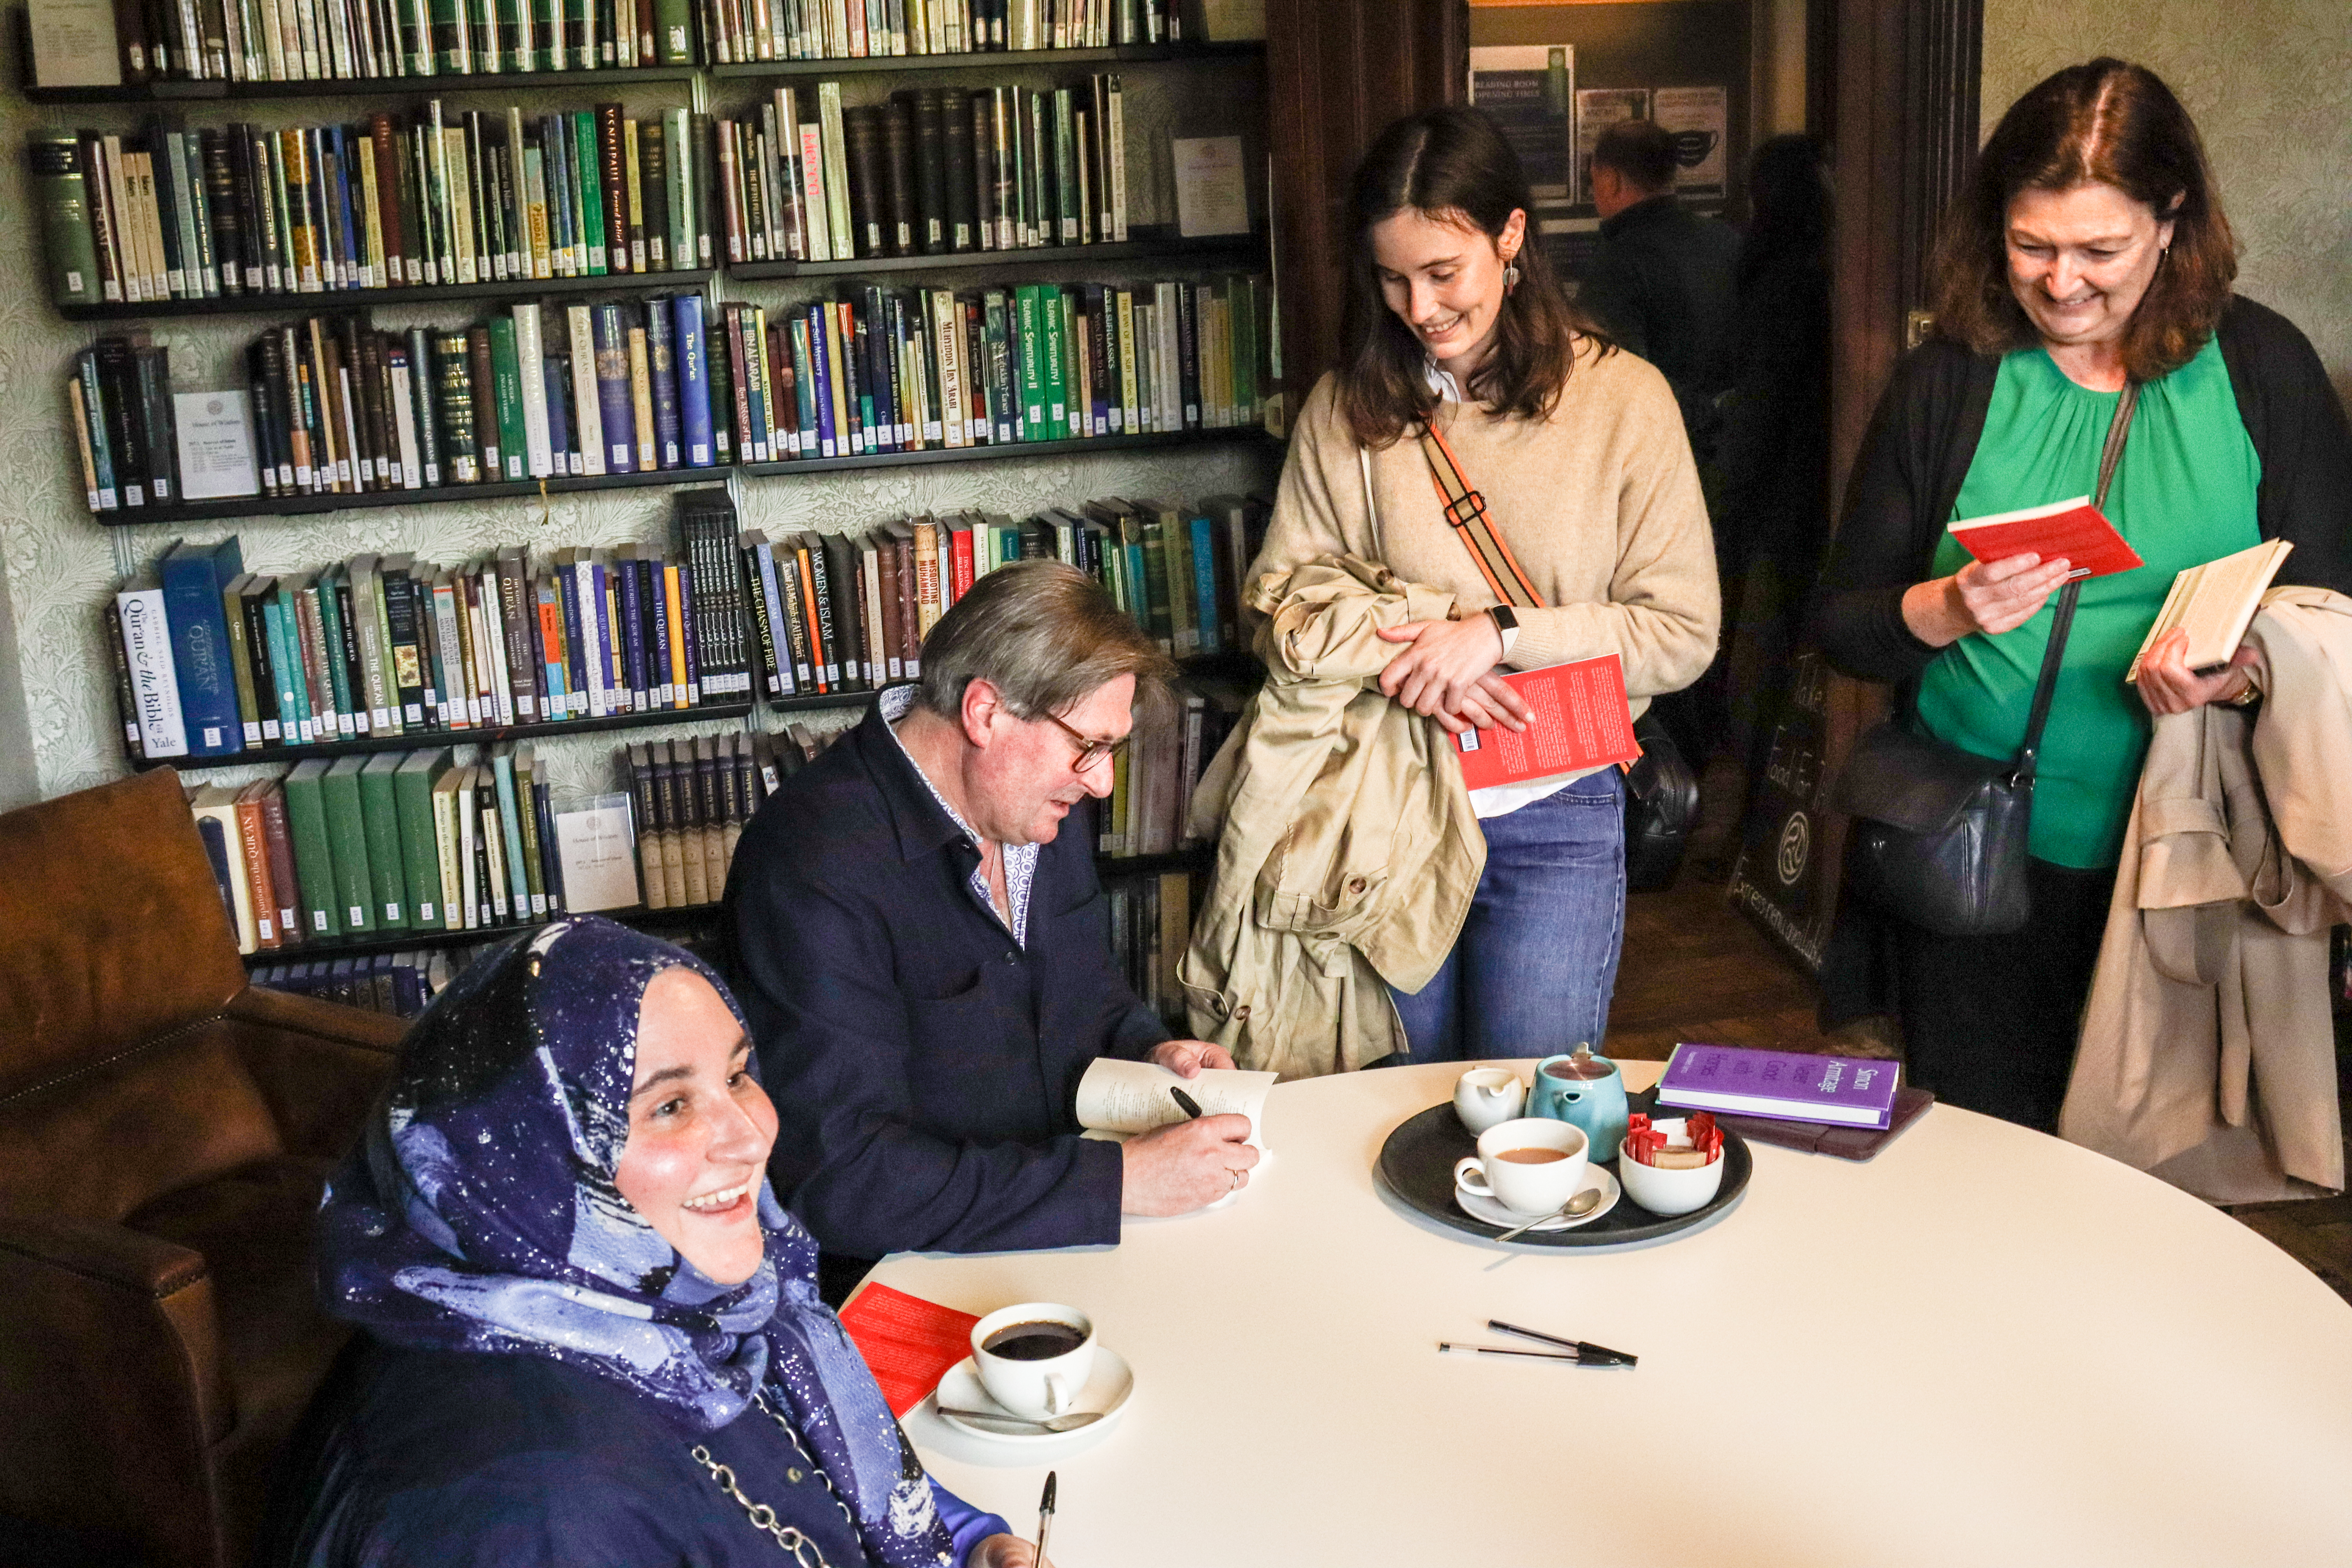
[1980,0,2352,399]
[0,49,1278,805]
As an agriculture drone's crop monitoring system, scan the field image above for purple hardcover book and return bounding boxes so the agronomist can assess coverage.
[1656,1044,1902,1129]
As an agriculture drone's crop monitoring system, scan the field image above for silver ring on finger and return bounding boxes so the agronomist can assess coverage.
[1228,1167,1243,1193]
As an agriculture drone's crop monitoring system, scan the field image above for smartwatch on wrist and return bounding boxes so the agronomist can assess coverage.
[1487,605,1518,635]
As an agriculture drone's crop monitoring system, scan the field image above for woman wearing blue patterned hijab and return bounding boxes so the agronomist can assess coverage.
[261,915,1036,1568]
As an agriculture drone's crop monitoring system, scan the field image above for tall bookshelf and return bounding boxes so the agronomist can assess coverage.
[18,13,1275,987]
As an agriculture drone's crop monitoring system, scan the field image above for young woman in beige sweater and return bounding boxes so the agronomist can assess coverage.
[1248,106,1719,1062]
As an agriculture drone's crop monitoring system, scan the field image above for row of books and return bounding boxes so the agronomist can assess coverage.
[110,503,759,760]
[719,76,1127,267]
[1101,866,1191,1026]
[71,0,697,86]
[183,741,572,951]
[615,729,821,909]
[34,105,711,308]
[1100,681,1231,858]
[719,273,1267,466]
[57,0,1186,86]
[247,949,449,1016]
[73,297,726,513]
[699,0,1183,63]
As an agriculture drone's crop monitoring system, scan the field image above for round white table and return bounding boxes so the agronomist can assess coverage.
[871,1061,2352,1565]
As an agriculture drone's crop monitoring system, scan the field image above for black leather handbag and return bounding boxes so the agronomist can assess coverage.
[1829,382,2138,938]
[1623,711,1699,893]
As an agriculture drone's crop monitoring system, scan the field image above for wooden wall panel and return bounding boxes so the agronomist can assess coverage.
[1267,0,1470,400]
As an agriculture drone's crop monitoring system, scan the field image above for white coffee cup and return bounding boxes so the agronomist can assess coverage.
[1453,1117,1590,1217]
[969,1302,1097,1419]
[1453,1067,1527,1135]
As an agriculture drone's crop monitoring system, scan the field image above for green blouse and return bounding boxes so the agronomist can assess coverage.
[1914,337,2261,869]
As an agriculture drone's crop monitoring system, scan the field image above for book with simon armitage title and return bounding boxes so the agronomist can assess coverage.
[1657,1043,1903,1129]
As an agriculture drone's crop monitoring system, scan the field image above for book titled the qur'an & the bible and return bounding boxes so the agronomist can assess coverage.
[1448,654,1642,790]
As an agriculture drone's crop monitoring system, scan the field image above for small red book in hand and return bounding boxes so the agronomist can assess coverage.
[1946,495,2145,579]
[1450,654,1643,790]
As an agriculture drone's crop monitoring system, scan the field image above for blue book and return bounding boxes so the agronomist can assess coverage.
[589,559,619,712]
[788,314,818,457]
[673,294,714,466]
[159,536,246,756]
[742,309,772,461]
[643,299,683,470]
[1189,514,1221,655]
[331,126,361,285]
[616,554,648,707]
[753,541,793,697]
[261,595,308,744]
[591,303,637,472]
[808,305,839,458]
[850,310,876,455]
[555,558,589,716]
[542,350,575,475]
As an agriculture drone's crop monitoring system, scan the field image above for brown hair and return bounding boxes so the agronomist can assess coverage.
[915,559,1173,722]
[1931,58,2236,381]
[1334,107,1609,449]
[1591,119,1677,194]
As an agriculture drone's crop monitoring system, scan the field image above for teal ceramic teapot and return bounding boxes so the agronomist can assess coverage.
[1527,1045,1628,1162]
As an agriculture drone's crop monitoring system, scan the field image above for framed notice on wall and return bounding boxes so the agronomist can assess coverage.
[1651,86,1730,203]
[1468,46,1577,212]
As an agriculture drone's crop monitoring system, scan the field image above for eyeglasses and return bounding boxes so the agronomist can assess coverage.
[1041,711,1129,773]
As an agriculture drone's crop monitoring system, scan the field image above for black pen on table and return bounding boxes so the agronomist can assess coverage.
[1034,1470,1056,1565]
[1483,1318,1638,1367]
[1170,1087,1204,1119]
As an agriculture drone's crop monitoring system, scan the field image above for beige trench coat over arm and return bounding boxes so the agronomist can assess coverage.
[2060,588,2352,1203]
[1176,557,1487,1081]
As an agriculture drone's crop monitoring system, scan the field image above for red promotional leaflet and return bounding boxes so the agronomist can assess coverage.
[1945,495,2144,579]
[837,1284,980,1416]
[1450,654,1642,790]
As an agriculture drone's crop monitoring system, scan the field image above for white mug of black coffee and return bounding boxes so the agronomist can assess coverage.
[970,1302,1097,1419]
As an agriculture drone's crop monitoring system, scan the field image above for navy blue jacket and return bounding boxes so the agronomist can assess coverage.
[721,703,1169,1261]
[260,1338,1007,1567]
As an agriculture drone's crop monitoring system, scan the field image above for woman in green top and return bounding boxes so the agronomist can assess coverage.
[1812,60,2352,1130]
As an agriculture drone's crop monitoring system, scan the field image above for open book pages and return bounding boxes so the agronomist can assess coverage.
[2125,539,2293,684]
[1076,1058,1277,1150]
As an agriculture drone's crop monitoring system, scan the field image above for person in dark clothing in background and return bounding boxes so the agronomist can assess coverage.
[1578,118,1742,778]
[722,561,1258,1303]
[1714,134,1834,832]
[1578,119,1741,464]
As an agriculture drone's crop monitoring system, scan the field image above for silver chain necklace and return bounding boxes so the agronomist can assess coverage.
[691,1393,859,1566]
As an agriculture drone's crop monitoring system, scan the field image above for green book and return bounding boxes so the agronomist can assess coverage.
[664,106,693,270]
[1041,285,1069,440]
[1230,274,1258,425]
[220,572,262,749]
[29,132,102,306]
[489,316,528,481]
[575,113,606,276]
[432,0,465,71]
[281,759,342,938]
[512,743,548,916]
[653,0,693,63]
[321,757,379,935]
[316,567,358,734]
[358,754,410,931]
[1051,88,1077,244]
[494,0,522,71]
[488,744,533,920]
[1014,285,1045,438]
[1138,506,1174,650]
[262,593,310,745]
[393,749,451,929]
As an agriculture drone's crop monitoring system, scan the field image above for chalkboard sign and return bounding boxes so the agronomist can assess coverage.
[1728,651,1835,971]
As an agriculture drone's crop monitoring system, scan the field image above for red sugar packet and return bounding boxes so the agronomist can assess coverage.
[838,1284,981,1416]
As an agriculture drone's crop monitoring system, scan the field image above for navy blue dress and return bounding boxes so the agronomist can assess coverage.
[263,1338,1008,1568]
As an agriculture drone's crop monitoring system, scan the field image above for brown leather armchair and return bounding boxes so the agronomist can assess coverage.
[0,769,406,1568]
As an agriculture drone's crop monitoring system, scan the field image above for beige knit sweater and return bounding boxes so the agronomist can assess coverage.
[1249,343,1720,708]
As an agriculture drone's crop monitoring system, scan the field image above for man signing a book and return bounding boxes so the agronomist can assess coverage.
[721,561,1258,1303]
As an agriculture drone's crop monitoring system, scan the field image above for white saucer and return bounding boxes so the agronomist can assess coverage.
[1454,1165,1621,1234]
[929,1346,1134,1444]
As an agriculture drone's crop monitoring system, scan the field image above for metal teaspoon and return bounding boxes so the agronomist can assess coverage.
[1493,1186,1604,1243]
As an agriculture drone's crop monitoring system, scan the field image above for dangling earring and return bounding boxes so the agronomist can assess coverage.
[1503,261,1521,293]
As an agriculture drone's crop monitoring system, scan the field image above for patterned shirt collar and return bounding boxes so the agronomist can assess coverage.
[879,684,1038,948]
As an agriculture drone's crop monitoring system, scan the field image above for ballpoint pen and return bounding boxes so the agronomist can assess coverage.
[1171,1087,1204,1119]
[1486,1318,1638,1367]
[1034,1470,1056,1565]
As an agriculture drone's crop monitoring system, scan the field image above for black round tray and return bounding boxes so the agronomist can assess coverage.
[1376,1087,1752,1248]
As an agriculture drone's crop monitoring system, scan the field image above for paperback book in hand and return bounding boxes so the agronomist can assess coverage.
[1449,653,1642,790]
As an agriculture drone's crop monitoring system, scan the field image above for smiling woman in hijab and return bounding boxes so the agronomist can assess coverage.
[260,915,1038,1568]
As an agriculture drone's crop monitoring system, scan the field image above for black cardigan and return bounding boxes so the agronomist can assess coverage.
[1811,295,2352,685]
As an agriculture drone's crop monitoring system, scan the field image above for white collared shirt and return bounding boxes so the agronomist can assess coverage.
[880,684,1038,946]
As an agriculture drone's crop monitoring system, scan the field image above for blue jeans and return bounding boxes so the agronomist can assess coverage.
[1387,770,1628,1063]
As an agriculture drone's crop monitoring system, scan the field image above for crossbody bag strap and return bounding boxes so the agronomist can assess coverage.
[1418,423,1546,610]
[2014,379,2141,782]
